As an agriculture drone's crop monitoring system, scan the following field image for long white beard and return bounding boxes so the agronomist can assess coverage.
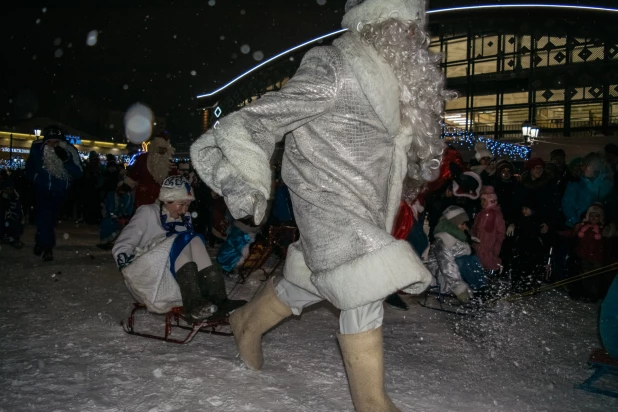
[43,145,70,180]
[360,18,455,201]
[147,152,171,184]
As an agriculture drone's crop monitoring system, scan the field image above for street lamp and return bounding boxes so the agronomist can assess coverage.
[34,129,41,140]
[522,122,539,145]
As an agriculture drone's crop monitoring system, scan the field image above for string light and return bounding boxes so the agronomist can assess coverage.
[442,127,531,160]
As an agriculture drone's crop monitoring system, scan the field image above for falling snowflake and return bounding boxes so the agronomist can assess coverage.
[36,19,41,24]
[42,7,47,13]
[317,0,327,5]
[240,9,246,15]
[220,35,225,40]
[53,38,61,46]
[191,212,198,218]
[63,233,69,240]
[86,30,98,46]
[252,51,264,61]
[54,49,63,58]
[123,84,128,90]
[190,70,196,76]
[240,44,250,54]
[208,0,215,6]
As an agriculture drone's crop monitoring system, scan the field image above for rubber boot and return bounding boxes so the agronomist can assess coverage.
[176,262,217,323]
[228,277,292,370]
[197,264,246,315]
[337,327,400,412]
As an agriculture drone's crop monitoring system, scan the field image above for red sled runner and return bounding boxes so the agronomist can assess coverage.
[121,303,232,344]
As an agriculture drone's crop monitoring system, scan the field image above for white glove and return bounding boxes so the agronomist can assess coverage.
[471,236,481,243]
[506,224,515,237]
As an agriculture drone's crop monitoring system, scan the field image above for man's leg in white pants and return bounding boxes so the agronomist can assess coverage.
[275,278,323,315]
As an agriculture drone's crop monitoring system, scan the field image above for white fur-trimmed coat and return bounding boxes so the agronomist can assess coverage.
[191,32,431,310]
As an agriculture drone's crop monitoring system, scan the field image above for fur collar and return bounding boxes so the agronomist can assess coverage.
[333,32,400,137]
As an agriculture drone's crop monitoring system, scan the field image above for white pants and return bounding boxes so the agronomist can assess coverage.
[174,237,213,273]
[275,278,384,334]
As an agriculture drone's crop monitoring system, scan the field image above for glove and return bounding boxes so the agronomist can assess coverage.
[506,224,515,237]
[54,146,69,162]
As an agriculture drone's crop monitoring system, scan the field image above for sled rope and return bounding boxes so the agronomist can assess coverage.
[487,262,618,304]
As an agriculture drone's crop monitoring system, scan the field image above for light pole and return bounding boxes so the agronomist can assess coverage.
[34,129,41,140]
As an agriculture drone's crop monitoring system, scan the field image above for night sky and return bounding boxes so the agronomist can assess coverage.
[0,0,613,145]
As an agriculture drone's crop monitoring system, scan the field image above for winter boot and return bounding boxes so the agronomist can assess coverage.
[385,293,409,311]
[42,249,54,262]
[337,327,400,412]
[228,277,292,370]
[176,262,217,323]
[197,264,246,315]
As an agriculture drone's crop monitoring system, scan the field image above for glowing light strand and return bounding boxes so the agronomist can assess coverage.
[442,127,531,161]
[196,4,616,99]
[196,29,347,98]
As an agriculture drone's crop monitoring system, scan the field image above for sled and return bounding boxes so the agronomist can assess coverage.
[418,289,478,317]
[121,303,232,344]
[576,348,618,398]
[236,224,298,284]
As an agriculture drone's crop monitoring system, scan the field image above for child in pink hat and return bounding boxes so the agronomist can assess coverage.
[472,186,506,271]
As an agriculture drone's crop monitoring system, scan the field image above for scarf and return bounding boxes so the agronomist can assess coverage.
[159,204,193,236]
[434,217,469,243]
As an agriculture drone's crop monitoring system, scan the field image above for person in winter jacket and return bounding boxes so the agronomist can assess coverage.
[562,153,614,228]
[426,206,486,303]
[514,157,558,235]
[482,160,517,224]
[190,1,450,410]
[472,186,505,271]
[25,125,83,261]
[506,201,546,291]
[97,178,136,249]
[112,176,245,322]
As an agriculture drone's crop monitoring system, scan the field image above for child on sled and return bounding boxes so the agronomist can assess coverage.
[112,176,245,322]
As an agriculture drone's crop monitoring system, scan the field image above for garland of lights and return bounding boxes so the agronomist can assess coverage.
[442,129,531,160]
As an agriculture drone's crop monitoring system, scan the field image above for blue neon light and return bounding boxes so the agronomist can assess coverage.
[197,4,617,99]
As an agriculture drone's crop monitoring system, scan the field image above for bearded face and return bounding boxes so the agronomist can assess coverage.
[359,18,454,201]
[147,149,172,185]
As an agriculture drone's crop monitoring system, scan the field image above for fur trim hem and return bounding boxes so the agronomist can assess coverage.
[311,240,432,309]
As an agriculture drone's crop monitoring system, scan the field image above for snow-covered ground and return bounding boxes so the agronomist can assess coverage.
[1,223,617,412]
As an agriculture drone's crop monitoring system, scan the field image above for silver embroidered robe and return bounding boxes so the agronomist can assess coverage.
[191,32,431,310]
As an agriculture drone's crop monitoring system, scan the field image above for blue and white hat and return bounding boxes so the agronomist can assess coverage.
[159,176,195,202]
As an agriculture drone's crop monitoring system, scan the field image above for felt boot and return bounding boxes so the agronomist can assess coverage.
[176,262,217,322]
[228,277,292,370]
[197,264,246,315]
[337,327,400,412]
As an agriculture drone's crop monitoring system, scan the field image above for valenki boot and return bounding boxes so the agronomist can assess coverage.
[176,262,217,322]
[228,277,292,370]
[337,327,400,412]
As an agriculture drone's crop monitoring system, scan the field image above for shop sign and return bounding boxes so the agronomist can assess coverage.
[1,147,29,154]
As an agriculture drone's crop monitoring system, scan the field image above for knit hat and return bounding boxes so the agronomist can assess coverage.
[474,143,492,162]
[585,203,604,224]
[496,159,515,176]
[452,171,482,199]
[480,186,498,205]
[158,176,195,202]
[342,0,425,31]
[525,157,545,170]
[443,205,469,227]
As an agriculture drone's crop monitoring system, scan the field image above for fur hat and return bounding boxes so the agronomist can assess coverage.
[480,185,498,205]
[474,143,492,162]
[525,157,545,170]
[342,0,425,31]
[496,159,515,176]
[585,203,604,224]
[443,205,469,227]
[158,176,195,202]
[452,171,482,199]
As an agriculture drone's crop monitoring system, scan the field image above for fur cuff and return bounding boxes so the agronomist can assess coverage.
[311,240,431,310]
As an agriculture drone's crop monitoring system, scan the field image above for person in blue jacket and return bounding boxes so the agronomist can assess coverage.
[25,125,83,261]
[562,152,614,229]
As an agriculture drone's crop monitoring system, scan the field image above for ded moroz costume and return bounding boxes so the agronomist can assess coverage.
[190,0,451,410]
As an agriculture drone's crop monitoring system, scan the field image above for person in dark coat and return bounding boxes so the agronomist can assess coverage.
[25,125,83,261]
